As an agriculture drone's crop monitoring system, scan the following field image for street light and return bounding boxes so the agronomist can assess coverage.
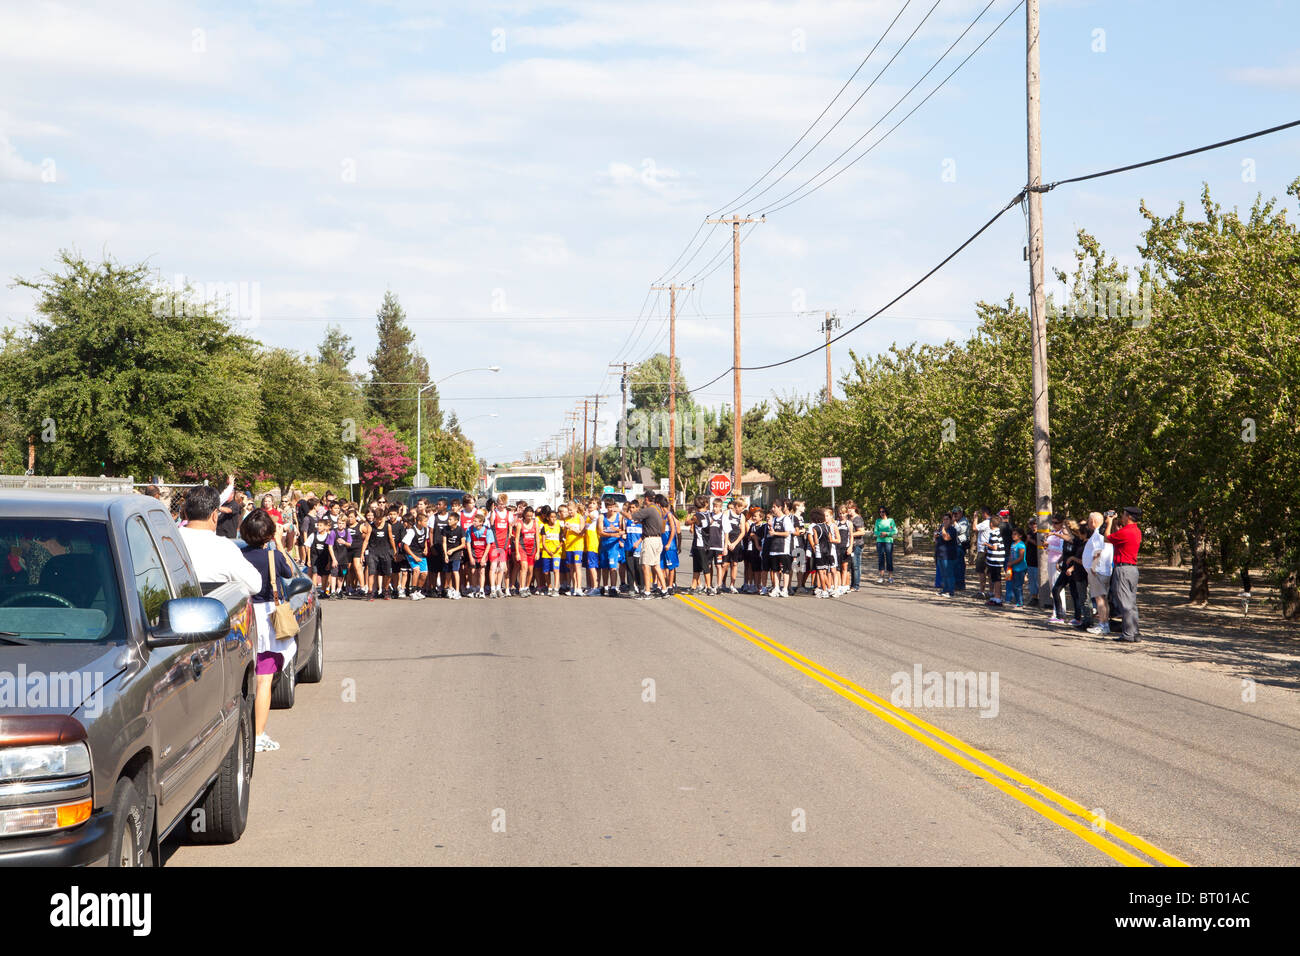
[416,366,500,487]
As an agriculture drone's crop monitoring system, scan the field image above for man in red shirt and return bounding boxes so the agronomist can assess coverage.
[1104,506,1143,643]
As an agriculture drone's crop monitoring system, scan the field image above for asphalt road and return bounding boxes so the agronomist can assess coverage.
[168,572,1300,866]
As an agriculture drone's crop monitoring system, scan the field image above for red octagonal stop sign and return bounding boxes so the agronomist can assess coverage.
[708,473,732,497]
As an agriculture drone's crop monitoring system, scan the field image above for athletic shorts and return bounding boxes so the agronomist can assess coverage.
[366,552,393,575]
[313,553,332,576]
[709,548,724,565]
[538,557,557,573]
[771,553,793,574]
[333,564,348,578]
[487,547,506,565]
[814,555,835,571]
[598,547,624,569]
[408,556,428,572]
[584,551,599,570]
[725,545,744,564]
[690,545,708,568]
[660,548,678,571]
[975,552,987,573]
[565,551,584,568]
[427,552,444,573]
[519,550,536,567]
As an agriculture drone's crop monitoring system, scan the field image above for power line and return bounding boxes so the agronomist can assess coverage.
[686,114,1300,393]
[688,189,1026,394]
[711,0,918,216]
[735,0,946,214]
[756,0,1019,216]
[1034,118,1300,192]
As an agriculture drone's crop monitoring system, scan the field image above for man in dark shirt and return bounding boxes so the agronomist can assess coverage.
[632,496,665,598]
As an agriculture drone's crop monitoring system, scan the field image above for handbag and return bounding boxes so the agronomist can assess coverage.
[267,543,300,640]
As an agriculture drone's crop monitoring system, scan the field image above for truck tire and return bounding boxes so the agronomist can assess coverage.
[270,653,296,709]
[298,612,324,684]
[190,691,253,844]
[106,777,151,867]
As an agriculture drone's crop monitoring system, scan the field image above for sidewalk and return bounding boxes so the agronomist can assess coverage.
[881,553,1300,692]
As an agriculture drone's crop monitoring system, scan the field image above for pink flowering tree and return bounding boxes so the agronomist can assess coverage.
[358,424,412,503]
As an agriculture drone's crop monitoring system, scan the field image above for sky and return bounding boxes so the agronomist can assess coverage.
[2,0,1298,466]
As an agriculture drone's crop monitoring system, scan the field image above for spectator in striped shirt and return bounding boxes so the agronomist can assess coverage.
[984,519,1007,606]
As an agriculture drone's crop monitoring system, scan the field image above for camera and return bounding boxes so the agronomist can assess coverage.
[1105,509,1117,518]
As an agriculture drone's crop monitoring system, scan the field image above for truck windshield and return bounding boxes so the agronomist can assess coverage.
[0,520,124,643]
[495,476,546,493]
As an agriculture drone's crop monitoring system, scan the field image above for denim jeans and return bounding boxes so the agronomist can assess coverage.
[1025,566,1038,600]
[955,549,967,590]
[939,557,956,595]
[1008,569,1025,606]
[877,541,894,573]
[851,544,863,589]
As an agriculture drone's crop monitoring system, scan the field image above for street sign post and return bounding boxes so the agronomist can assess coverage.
[821,456,842,509]
[709,473,732,498]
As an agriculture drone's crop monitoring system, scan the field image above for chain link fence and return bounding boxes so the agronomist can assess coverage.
[0,474,136,493]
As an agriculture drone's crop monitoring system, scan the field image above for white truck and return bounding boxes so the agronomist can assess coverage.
[488,462,565,511]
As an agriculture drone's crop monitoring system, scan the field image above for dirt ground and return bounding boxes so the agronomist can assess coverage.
[887,551,1300,692]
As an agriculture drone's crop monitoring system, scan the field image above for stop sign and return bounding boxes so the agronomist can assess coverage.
[708,473,732,497]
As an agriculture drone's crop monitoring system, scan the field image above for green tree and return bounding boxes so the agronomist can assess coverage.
[3,252,260,478]
[366,292,439,436]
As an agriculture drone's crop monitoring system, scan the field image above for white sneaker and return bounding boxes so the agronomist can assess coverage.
[255,733,280,753]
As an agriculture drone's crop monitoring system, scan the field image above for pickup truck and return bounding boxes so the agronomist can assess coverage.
[0,491,306,866]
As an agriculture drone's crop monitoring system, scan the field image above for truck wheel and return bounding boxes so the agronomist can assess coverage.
[190,691,253,844]
[298,613,324,684]
[106,777,151,867]
[270,654,297,709]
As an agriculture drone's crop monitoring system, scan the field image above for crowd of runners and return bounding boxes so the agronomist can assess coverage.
[285,491,895,601]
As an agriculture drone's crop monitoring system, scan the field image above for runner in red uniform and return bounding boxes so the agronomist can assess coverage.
[514,507,539,597]
[488,494,513,598]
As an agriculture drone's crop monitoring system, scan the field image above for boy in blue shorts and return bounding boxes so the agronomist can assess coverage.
[622,503,642,594]
[597,498,626,597]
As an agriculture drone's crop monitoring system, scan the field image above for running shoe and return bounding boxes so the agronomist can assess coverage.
[255,733,280,753]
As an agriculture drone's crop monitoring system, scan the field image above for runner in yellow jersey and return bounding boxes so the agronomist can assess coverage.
[561,503,587,597]
[536,506,564,596]
[582,499,601,595]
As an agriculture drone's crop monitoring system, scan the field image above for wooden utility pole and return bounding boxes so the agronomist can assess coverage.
[650,282,692,506]
[1026,0,1053,584]
[705,215,759,486]
[565,411,580,500]
[609,362,631,490]
[819,310,841,401]
[589,394,601,497]
[580,400,590,499]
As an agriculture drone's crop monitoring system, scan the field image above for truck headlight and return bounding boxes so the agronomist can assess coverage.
[0,743,92,781]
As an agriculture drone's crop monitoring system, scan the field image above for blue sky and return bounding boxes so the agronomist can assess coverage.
[2,0,1298,465]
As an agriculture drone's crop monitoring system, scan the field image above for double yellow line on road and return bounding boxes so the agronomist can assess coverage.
[676,593,1187,867]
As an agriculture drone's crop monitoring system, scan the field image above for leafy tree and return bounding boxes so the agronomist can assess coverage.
[366,291,439,436]
[3,252,260,478]
[357,423,412,502]
[317,324,356,371]
[249,349,348,493]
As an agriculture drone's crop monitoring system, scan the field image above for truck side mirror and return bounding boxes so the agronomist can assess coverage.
[147,597,231,647]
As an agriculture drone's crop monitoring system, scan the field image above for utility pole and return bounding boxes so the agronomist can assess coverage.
[650,282,692,506]
[589,394,601,497]
[705,215,760,486]
[564,411,579,500]
[1026,0,1053,584]
[580,400,590,499]
[819,310,841,401]
[609,362,632,490]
